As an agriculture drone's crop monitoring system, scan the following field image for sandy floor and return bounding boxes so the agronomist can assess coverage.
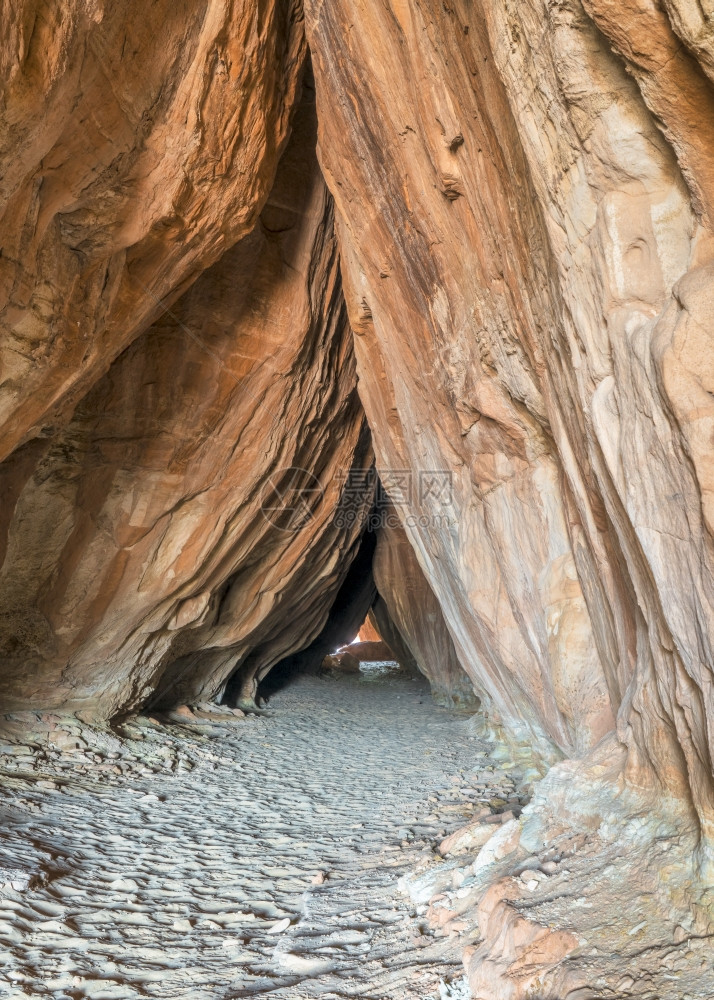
[0,671,522,999]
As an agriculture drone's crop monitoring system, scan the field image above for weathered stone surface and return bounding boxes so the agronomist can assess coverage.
[471,0,714,835]
[305,0,714,811]
[303,0,714,991]
[426,734,714,1000]
[307,0,617,762]
[372,510,476,707]
[0,0,306,462]
[0,79,371,718]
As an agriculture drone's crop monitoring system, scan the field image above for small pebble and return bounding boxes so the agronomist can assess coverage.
[267,917,291,935]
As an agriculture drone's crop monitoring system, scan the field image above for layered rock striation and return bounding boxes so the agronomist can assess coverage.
[302,0,714,992]
[1,0,306,461]
[305,0,714,826]
[0,62,371,718]
[306,0,617,764]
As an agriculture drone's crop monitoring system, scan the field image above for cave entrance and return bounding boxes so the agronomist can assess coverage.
[250,525,423,704]
[321,609,409,680]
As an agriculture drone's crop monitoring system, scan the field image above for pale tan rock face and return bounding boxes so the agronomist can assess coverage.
[0,0,305,461]
[372,509,477,707]
[305,0,617,762]
[0,82,371,717]
[305,0,714,818]
[474,0,714,836]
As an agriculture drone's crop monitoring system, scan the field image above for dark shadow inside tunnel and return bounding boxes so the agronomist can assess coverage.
[219,468,479,713]
[231,524,378,703]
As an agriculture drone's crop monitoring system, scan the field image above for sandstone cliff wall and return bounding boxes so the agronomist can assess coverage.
[1,0,305,459]
[0,54,371,717]
[4,2,714,993]
[305,0,714,837]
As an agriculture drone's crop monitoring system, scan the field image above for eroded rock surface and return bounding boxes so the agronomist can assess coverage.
[304,0,714,837]
[373,512,476,707]
[303,0,714,991]
[0,75,371,718]
[1,0,305,460]
[306,0,618,765]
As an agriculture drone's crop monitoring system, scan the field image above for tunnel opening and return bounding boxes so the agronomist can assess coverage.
[235,519,378,704]
[0,38,496,1000]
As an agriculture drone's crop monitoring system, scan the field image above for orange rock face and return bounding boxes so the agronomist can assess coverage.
[4,0,714,994]
[356,617,381,643]
[0,75,371,717]
[301,0,714,989]
[306,0,617,763]
[336,640,395,662]
[1,0,306,462]
[304,0,714,822]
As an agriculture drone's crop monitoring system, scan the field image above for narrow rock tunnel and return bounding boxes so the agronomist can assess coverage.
[3,2,714,998]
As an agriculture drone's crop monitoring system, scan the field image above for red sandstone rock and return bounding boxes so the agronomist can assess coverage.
[0,0,307,464]
[173,706,196,721]
[439,821,494,857]
[336,640,395,663]
[465,879,580,1000]
[0,76,371,717]
[306,0,617,762]
[303,0,714,988]
[3,1,714,995]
